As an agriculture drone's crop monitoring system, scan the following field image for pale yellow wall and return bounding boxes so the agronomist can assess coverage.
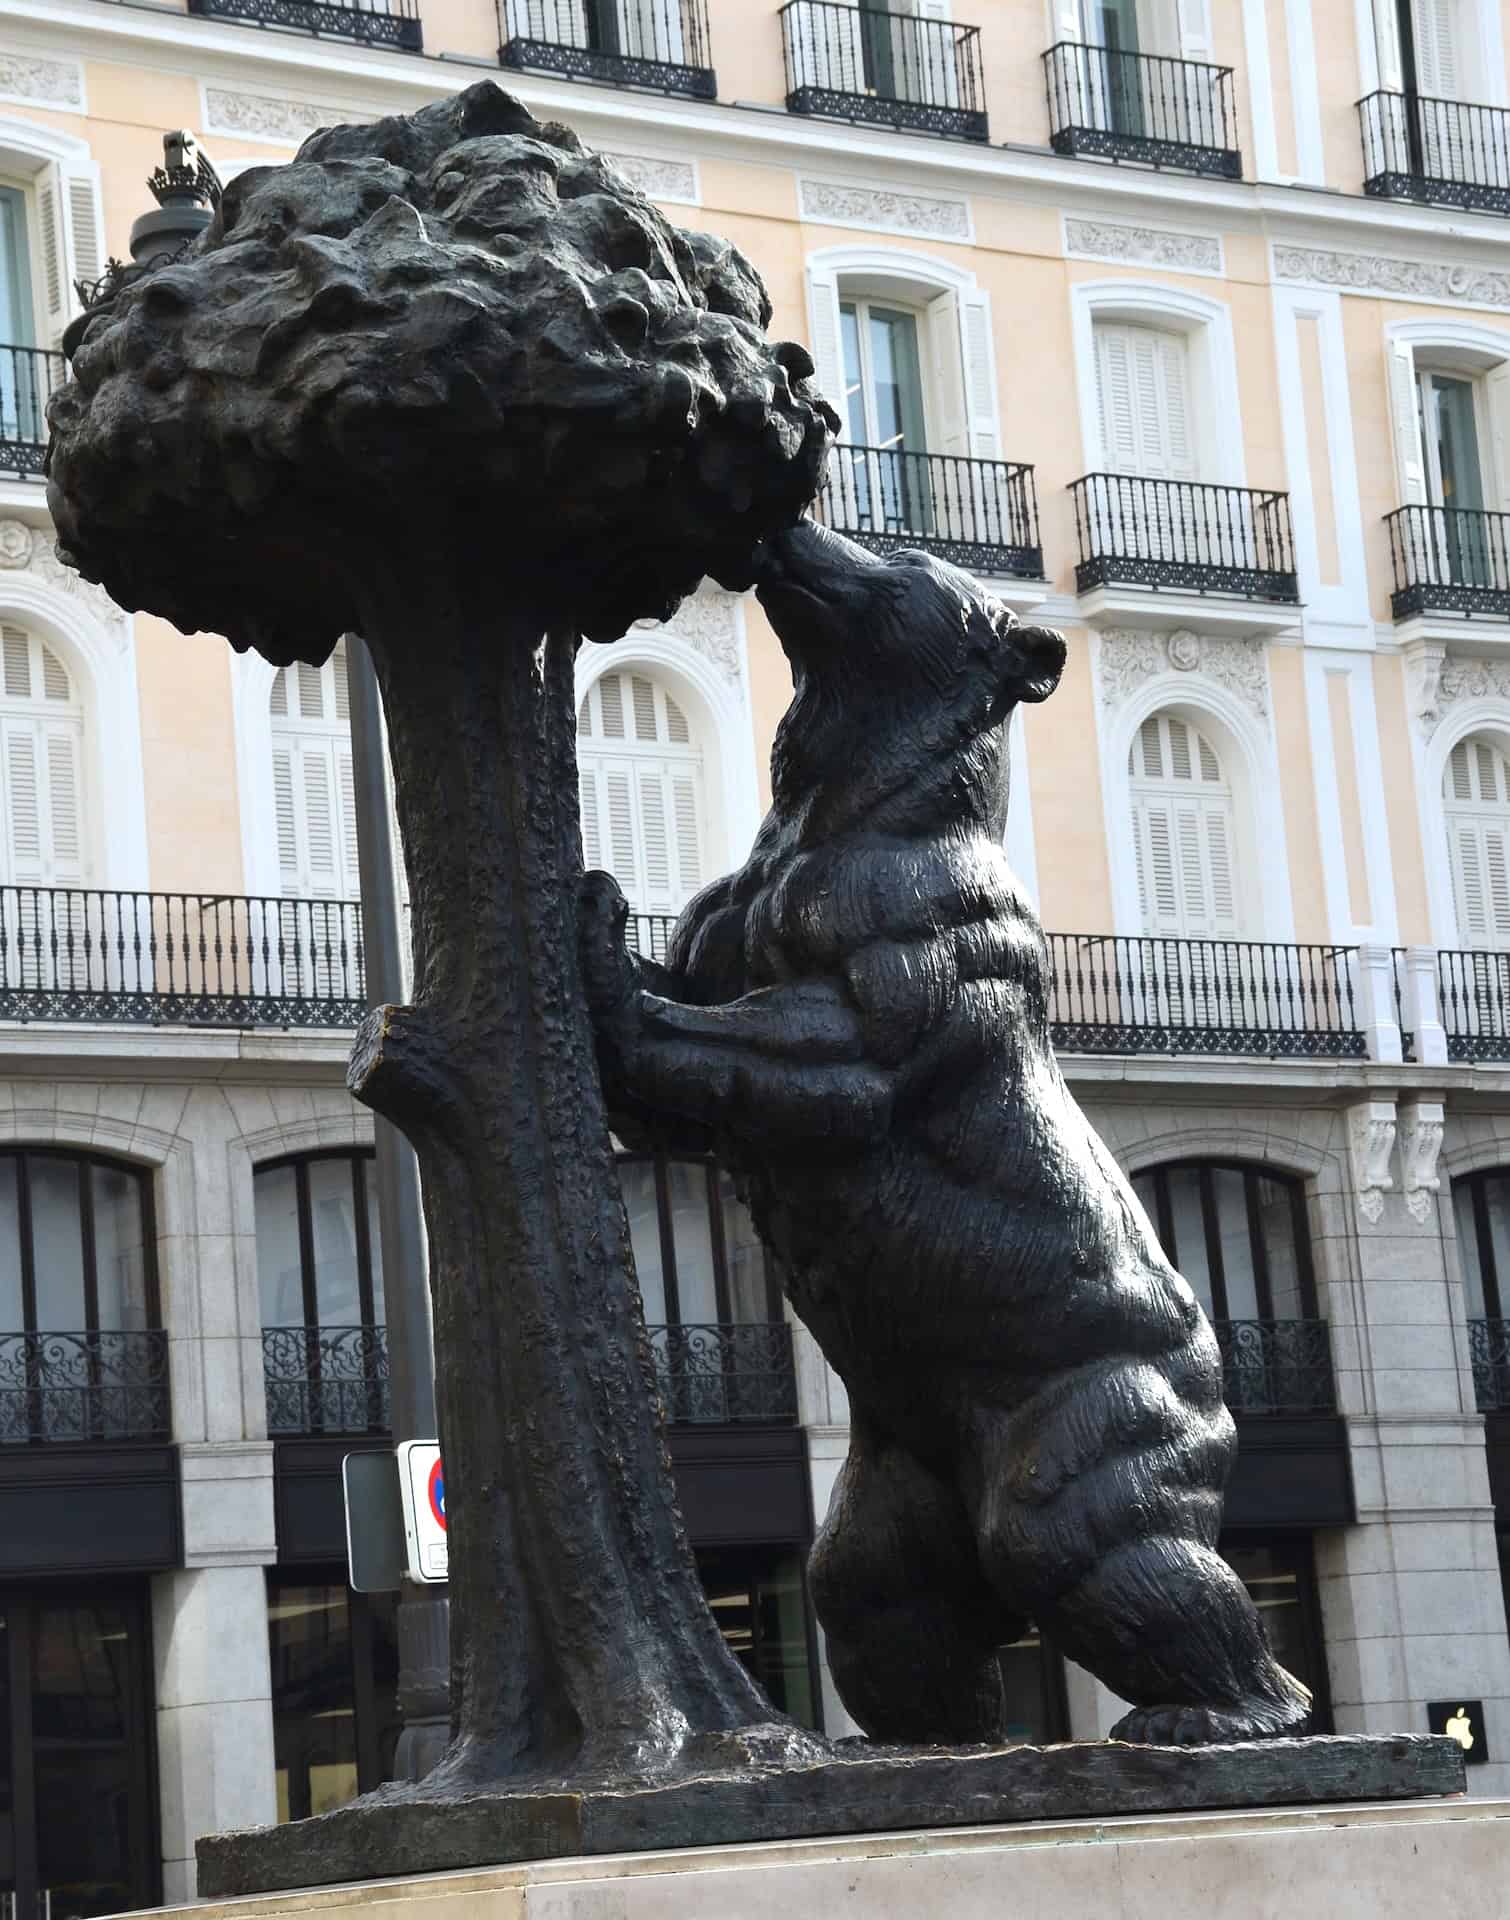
[1326,668,1374,925]
[743,597,792,815]
[133,617,244,895]
[1026,633,1113,934]
[1342,295,1400,627]
[1315,0,1365,193]
[1267,0,1298,177]
[1268,648,1329,942]
[1374,654,1432,947]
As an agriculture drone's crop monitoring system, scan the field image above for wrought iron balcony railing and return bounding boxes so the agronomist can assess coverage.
[0,888,365,1029]
[0,345,64,480]
[780,1,987,140]
[1470,1317,1510,1411]
[1047,935,1365,1060]
[1044,41,1240,177]
[648,1321,798,1425]
[499,0,716,98]
[815,448,1044,579]
[1433,950,1510,1063]
[1386,505,1510,621]
[263,1324,390,1437]
[1360,90,1510,214]
[1215,1318,1335,1416]
[186,0,420,49]
[1072,475,1300,603]
[0,1329,169,1445]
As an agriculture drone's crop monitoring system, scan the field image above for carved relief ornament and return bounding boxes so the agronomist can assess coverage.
[1349,1098,1398,1226]
[1097,628,1270,720]
[1065,218,1222,276]
[798,178,970,241]
[0,518,128,643]
[1398,1100,1444,1225]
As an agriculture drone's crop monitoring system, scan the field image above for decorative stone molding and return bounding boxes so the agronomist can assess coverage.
[203,87,358,147]
[0,48,83,110]
[0,518,128,644]
[1065,217,1221,276]
[1399,1100,1445,1225]
[635,585,741,682]
[1403,639,1448,737]
[1097,628,1270,720]
[604,152,698,205]
[1274,244,1510,313]
[1349,1098,1398,1226]
[1434,653,1510,724]
[798,177,971,241]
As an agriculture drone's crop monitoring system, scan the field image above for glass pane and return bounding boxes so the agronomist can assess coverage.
[999,1628,1056,1745]
[255,1164,305,1327]
[1432,375,1486,514]
[1165,1168,1215,1316]
[1255,1177,1305,1320]
[90,1166,148,1334]
[1485,1178,1510,1323]
[1213,1168,1260,1321]
[0,1612,12,1913]
[1456,1180,1489,1320]
[719,1174,773,1324]
[309,1159,362,1327]
[666,1161,718,1324]
[30,1156,86,1332]
[0,187,34,349]
[267,1579,358,1824]
[754,1553,816,1727]
[0,1157,21,1330]
[365,1167,386,1326]
[1223,1542,1321,1724]
[618,1160,667,1325]
[866,307,926,455]
[32,1600,136,1920]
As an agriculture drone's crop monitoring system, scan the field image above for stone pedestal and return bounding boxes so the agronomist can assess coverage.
[181,1797,1509,1920]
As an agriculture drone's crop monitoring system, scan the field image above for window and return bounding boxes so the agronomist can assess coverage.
[1381,0,1461,99]
[266,1573,399,1823]
[1444,736,1510,948]
[1220,1537,1332,1733]
[696,1548,819,1726]
[0,624,85,891]
[1452,1167,1510,1319]
[1095,322,1195,482]
[0,1151,160,1444]
[578,670,706,915]
[269,642,358,903]
[1129,713,1241,938]
[1132,1162,1317,1323]
[516,0,686,62]
[256,1152,385,1437]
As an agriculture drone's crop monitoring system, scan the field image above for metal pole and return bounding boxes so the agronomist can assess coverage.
[344,632,450,1782]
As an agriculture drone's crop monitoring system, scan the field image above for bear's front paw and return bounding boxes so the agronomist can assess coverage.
[579,870,637,1015]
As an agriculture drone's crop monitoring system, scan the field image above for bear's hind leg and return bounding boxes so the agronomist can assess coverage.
[812,1416,1023,1744]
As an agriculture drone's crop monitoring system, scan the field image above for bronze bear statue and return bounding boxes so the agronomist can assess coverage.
[581,519,1311,1747]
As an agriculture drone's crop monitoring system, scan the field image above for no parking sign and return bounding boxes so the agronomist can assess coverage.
[397,1439,449,1583]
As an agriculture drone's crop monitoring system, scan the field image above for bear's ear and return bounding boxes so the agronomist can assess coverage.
[1002,622,1067,705]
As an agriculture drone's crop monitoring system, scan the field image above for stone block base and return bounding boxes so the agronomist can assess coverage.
[184,1794,1509,1920]
[197,1735,1462,1897]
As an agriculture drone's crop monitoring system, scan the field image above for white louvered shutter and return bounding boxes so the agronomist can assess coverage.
[1375,0,1407,90]
[1446,737,1510,948]
[620,0,684,62]
[0,630,88,993]
[807,268,849,441]
[1096,323,1196,563]
[1130,715,1242,938]
[1486,362,1510,512]
[1388,341,1428,506]
[577,671,706,917]
[789,0,862,95]
[520,0,589,47]
[36,164,105,344]
[1412,0,1464,177]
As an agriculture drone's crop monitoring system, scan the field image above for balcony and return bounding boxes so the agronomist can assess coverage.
[186,0,420,48]
[0,346,63,481]
[263,1324,390,1437]
[0,888,365,1030]
[499,0,716,99]
[1215,1318,1335,1416]
[1071,475,1300,623]
[1386,505,1510,623]
[1043,41,1240,178]
[780,1,987,141]
[1431,949,1510,1063]
[0,1329,169,1444]
[648,1321,798,1425]
[815,447,1044,580]
[1046,934,1365,1061]
[1471,1317,1510,1410]
[1360,90,1510,216]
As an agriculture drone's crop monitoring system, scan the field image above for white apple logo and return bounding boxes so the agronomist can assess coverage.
[1445,1707,1475,1753]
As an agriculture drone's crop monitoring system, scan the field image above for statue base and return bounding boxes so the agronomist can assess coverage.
[197,1735,1464,1898]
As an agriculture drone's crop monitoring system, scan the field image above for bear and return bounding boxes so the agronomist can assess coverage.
[579,518,1312,1748]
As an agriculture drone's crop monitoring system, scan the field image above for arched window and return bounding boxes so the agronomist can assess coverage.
[1129,712,1240,937]
[256,1150,385,1437]
[578,670,706,914]
[269,641,358,903]
[1454,1167,1510,1409]
[1444,733,1510,948]
[0,1149,161,1443]
[0,622,85,886]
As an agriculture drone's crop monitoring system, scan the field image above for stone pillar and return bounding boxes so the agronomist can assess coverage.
[1357,945,1404,1065]
[152,1566,279,1903]
[1317,1095,1510,1797]
[1404,948,1449,1067]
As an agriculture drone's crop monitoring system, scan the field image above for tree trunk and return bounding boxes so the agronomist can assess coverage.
[346,573,805,1787]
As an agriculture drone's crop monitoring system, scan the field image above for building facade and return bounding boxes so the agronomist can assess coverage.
[1,0,1510,1908]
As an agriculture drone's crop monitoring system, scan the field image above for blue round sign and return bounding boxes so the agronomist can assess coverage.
[427,1456,447,1531]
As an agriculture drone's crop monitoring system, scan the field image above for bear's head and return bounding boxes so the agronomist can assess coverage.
[756,519,1065,833]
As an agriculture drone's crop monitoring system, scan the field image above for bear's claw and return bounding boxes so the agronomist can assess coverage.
[1111,1695,1312,1747]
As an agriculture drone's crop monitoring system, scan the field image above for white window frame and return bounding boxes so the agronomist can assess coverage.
[0,119,104,347]
[1384,320,1510,515]
[1097,665,1294,942]
[839,294,935,454]
[1071,280,1246,487]
[1421,709,1510,949]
